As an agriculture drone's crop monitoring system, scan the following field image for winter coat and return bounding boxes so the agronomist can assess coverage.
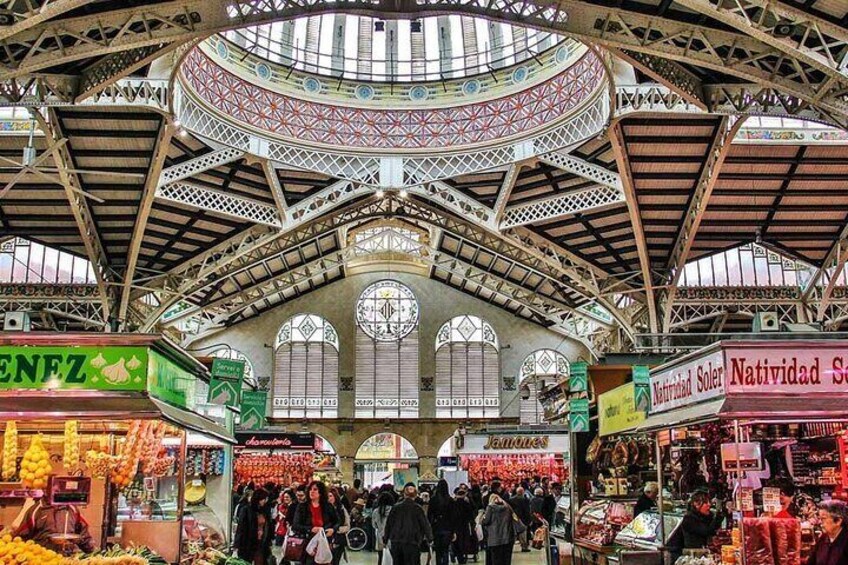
[233,505,271,561]
[292,501,340,541]
[384,498,433,547]
[428,494,456,534]
[481,503,514,548]
[677,509,724,549]
[807,528,848,565]
[371,505,391,551]
[509,495,532,527]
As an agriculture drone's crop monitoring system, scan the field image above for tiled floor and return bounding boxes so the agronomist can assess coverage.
[344,547,549,565]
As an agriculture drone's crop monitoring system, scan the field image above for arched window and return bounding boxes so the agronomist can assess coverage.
[519,349,569,425]
[355,280,419,418]
[435,316,500,418]
[273,314,339,418]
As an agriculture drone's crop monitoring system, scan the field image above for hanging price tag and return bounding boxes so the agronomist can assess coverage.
[763,487,781,513]
[739,488,754,511]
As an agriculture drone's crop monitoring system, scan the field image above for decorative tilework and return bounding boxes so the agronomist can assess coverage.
[512,66,529,83]
[256,63,271,80]
[180,48,606,150]
[303,77,322,93]
[462,80,481,96]
[355,84,375,101]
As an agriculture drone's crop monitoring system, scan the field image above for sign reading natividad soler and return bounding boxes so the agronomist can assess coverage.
[650,341,848,415]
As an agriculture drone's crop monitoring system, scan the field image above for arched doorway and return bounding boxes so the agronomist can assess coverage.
[355,433,419,489]
[313,435,340,483]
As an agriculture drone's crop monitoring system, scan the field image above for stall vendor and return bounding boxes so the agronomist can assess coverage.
[668,492,725,561]
[15,498,95,554]
[773,481,798,519]
[633,482,658,518]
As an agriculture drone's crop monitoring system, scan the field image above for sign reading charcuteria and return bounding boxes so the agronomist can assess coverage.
[649,341,848,414]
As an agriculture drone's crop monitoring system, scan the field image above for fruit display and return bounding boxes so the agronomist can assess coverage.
[140,423,165,476]
[20,434,52,490]
[0,533,69,565]
[186,448,225,476]
[85,451,117,479]
[79,545,167,565]
[64,421,80,470]
[234,452,313,486]
[151,448,176,478]
[3,421,17,480]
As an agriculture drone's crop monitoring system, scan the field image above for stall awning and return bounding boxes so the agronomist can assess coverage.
[0,392,235,444]
[152,398,235,445]
[635,395,848,433]
[720,395,848,421]
[636,399,725,432]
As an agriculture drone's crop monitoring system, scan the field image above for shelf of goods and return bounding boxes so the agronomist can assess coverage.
[460,453,567,488]
[186,448,225,477]
[234,452,314,486]
[0,536,168,565]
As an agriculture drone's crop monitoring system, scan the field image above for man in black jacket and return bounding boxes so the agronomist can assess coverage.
[384,484,434,565]
[509,487,533,552]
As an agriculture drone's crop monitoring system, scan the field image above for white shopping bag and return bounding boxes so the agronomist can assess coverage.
[307,529,334,564]
[383,547,393,565]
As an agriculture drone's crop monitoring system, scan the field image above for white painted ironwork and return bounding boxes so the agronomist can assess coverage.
[410,182,494,226]
[175,81,609,187]
[156,181,282,227]
[492,164,520,227]
[286,180,371,225]
[500,185,625,229]
[158,147,245,188]
[538,152,622,191]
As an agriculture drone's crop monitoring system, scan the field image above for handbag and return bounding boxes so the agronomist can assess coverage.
[283,534,306,562]
[512,512,527,537]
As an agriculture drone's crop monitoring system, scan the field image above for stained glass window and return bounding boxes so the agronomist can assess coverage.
[273,314,339,419]
[435,316,500,419]
[355,280,419,418]
[519,349,569,425]
[355,280,419,342]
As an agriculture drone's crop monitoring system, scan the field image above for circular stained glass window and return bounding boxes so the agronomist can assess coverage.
[356,280,419,342]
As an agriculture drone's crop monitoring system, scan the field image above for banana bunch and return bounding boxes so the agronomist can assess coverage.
[64,420,80,470]
[20,434,51,490]
[2,421,17,480]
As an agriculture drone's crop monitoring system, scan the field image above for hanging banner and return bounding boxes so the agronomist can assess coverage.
[0,346,148,392]
[569,398,590,432]
[632,365,651,413]
[598,383,646,436]
[208,358,245,408]
[148,350,197,410]
[240,390,267,430]
[569,362,588,392]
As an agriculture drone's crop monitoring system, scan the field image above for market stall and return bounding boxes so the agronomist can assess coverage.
[0,333,236,565]
[572,382,659,565]
[233,431,317,488]
[456,431,569,489]
[630,339,848,565]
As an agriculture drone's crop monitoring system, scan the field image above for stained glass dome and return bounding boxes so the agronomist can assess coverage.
[221,15,561,83]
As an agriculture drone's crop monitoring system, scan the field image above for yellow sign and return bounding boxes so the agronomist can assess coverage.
[599,383,645,436]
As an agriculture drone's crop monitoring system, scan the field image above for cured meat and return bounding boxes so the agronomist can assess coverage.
[587,435,602,463]
[612,441,629,468]
[636,441,652,467]
[769,518,801,565]
[744,517,775,565]
[627,439,639,465]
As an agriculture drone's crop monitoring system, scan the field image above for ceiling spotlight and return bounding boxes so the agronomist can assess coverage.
[179,128,189,137]
[376,190,385,198]
[399,189,408,198]
[173,119,181,128]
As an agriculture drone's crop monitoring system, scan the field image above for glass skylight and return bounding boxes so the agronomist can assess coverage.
[222,15,561,82]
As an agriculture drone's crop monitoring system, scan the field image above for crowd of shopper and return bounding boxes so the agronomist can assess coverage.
[232,477,563,565]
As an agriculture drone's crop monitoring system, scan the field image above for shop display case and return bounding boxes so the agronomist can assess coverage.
[551,495,571,539]
[574,499,634,547]
[615,510,682,550]
[182,503,227,555]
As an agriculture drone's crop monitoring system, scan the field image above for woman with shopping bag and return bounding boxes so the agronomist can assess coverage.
[292,481,339,565]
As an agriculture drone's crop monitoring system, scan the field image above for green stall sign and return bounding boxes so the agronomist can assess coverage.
[208,358,245,408]
[148,350,197,410]
[0,346,149,391]
[241,391,267,430]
